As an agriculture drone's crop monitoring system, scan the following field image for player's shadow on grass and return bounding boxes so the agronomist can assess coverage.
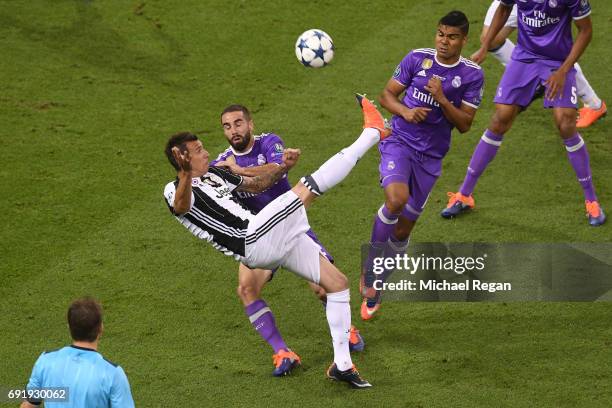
[0,1,187,87]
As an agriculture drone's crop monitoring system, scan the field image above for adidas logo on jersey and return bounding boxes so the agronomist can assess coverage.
[417,70,426,77]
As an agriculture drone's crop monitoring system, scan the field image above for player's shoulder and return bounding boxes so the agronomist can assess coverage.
[209,166,237,181]
[255,132,284,144]
[458,57,484,81]
[412,47,436,56]
[213,147,233,162]
[459,56,483,72]
[164,179,178,196]
[42,346,64,355]
[102,355,119,368]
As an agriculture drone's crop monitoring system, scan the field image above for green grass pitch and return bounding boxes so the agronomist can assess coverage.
[1,0,611,406]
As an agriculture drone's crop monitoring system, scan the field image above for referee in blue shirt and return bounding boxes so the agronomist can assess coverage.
[21,297,135,408]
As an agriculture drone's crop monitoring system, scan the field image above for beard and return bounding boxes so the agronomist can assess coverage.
[230,132,252,152]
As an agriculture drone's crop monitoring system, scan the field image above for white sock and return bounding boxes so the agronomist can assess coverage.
[307,128,379,194]
[325,289,352,371]
[575,62,601,109]
[490,39,514,66]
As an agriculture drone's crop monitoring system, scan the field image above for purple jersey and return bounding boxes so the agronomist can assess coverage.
[211,133,291,213]
[391,48,484,158]
[501,0,591,62]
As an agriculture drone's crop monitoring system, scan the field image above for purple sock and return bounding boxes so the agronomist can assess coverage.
[370,205,400,242]
[366,234,409,306]
[564,133,597,202]
[245,300,287,353]
[460,129,503,196]
[364,205,400,288]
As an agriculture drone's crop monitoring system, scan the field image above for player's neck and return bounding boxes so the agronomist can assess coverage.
[72,340,99,351]
[435,53,460,67]
[235,135,255,155]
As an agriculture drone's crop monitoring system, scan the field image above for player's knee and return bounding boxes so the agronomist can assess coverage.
[555,114,576,137]
[489,113,512,135]
[385,198,407,215]
[237,283,258,303]
[335,273,349,290]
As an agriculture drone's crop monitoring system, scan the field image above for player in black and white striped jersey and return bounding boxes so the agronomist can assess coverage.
[162,95,387,388]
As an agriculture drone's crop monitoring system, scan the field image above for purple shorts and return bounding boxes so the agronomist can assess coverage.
[378,136,442,221]
[494,58,578,109]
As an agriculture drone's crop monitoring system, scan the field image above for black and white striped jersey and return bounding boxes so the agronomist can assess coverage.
[163,166,254,261]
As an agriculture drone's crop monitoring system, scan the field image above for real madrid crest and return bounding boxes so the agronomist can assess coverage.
[452,76,462,88]
[257,154,266,165]
[422,58,433,70]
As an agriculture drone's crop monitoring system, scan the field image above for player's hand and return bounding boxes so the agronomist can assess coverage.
[282,148,301,170]
[470,46,488,65]
[172,146,192,175]
[424,77,447,104]
[544,69,566,101]
[216,155,242,174]
[402,107,431,123]
[216,160,241,174]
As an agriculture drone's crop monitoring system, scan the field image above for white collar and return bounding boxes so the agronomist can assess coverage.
[435,51,461,68]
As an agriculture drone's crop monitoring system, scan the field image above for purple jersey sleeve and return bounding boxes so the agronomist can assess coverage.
[260,134,286,165]
[568,0,591,20]
[392,51,417,87]
[210,149,233,167]
[461,71,485,109]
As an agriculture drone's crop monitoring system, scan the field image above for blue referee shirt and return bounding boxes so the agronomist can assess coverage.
[25,345,135,407]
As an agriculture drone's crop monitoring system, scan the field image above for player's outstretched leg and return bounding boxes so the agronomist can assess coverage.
[298,94,387,200]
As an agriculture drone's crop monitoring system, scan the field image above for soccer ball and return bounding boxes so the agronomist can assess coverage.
[295,29,334,68]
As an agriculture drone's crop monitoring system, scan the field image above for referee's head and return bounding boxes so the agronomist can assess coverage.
[67,297,103,342]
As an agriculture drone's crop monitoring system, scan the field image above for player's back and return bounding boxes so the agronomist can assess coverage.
[27,346,134,408]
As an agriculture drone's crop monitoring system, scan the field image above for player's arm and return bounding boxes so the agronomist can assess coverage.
[21,357,43,407]
[218,161,282,177]
[471,2,513,64]
[110,367,135,408]
[171,147,193,215]
[379,79,431,123]
[544,16,592,100]
[424,77,477,133]
[237,149,300,194]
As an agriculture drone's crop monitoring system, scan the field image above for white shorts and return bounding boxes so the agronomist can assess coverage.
[244,191,322,284]
[484,0,517,28]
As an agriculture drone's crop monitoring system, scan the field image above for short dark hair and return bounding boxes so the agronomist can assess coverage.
[165,132,199,171]
[221,104,251,122]
[67,297,103,342]
[439,10,469,35]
